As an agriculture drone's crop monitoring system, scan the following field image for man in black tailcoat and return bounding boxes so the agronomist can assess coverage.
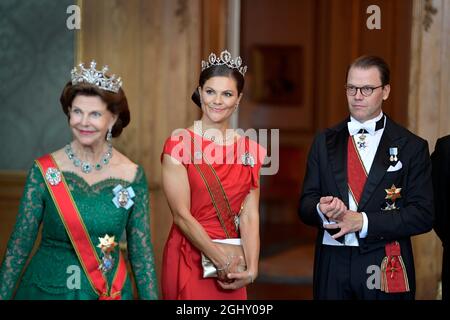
[299,55,433,299]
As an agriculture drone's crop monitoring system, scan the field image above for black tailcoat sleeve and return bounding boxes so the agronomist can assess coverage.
[431,136,450,244]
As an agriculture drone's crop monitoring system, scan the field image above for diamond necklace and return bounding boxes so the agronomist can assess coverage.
[64,142,113,174]
[194,121,234,145]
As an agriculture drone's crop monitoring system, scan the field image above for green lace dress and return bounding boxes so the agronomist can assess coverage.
[0,162,158,300]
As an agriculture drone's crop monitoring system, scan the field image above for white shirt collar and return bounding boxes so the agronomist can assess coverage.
[348,112,384,136]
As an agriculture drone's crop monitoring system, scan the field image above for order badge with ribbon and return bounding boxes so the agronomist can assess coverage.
[112,184,135,209]
[97,234,118,273]
[389,147,399,162]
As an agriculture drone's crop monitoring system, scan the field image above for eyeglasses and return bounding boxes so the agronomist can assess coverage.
[345,85,384,97]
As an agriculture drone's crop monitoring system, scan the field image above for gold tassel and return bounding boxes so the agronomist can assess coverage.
[397,255,410,292]
[380,256,389,292]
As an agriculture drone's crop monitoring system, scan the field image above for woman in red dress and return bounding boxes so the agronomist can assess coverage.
[161,50,266,300]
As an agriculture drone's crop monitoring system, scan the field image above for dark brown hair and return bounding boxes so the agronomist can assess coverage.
[346,55,390,86]
[191,64,245,108]
[60,82,130,137]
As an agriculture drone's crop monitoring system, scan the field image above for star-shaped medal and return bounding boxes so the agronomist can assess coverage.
[385,184,402,201]
[97,234,117,254]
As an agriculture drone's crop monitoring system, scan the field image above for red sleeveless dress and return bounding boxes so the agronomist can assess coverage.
[161,130,266,300]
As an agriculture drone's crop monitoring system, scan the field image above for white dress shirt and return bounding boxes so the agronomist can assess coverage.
[317,112,386,246]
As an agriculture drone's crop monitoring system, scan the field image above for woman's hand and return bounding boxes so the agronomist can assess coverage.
[215,254,243,282]
[216,259,232,282]
[217,269,256,290]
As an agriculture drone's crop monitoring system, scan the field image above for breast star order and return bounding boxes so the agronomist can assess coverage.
[97,234,118,254]
[385,184,402,202]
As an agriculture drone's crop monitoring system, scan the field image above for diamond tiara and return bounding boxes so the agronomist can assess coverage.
[201,50,247,76]
[71,61,122,93]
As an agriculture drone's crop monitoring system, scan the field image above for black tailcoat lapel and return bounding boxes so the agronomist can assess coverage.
[358,117,407,210]
[326,119,350,208]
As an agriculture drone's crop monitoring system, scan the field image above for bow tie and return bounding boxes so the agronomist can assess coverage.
[347,115,385,136]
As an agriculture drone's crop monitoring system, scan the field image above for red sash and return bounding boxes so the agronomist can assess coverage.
[190,135,239,238]
[36,154,127,300]
[347,136,368,206]
[347,137,409,293]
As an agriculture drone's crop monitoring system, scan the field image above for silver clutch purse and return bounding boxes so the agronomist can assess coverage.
[201,253,219,278]
[201,238,246,278]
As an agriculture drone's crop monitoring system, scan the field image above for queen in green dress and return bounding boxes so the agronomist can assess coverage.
[0,61,158,300]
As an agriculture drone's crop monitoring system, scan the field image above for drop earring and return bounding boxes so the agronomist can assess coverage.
[106,128,112,142]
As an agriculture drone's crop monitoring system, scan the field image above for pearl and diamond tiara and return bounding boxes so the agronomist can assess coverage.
[201,50,247,76]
